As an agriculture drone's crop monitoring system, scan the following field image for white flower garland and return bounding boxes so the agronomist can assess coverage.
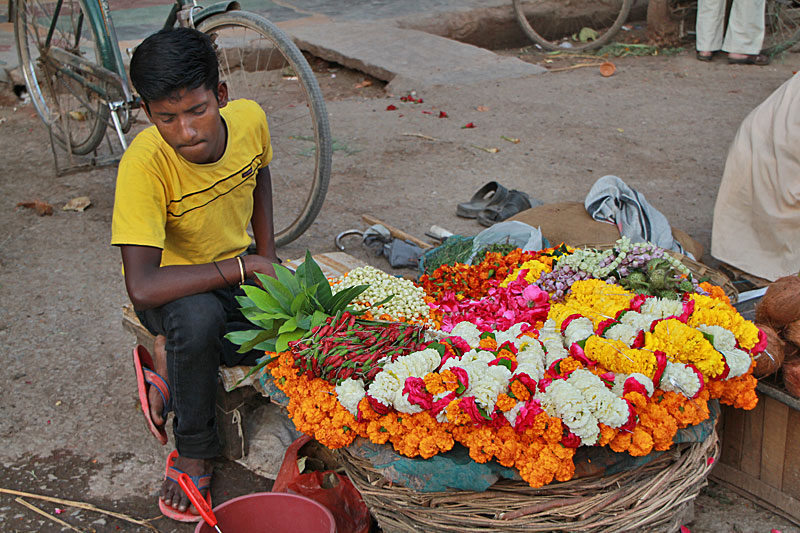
[449,321,482,347]
[696,324,752,378]
[564,317,594,347]
[334,266,429,320]
[336,378,366,417]
[367,348,441,413]
[612,372,655,397]
[538,369,629,445]
[660,362,702,398]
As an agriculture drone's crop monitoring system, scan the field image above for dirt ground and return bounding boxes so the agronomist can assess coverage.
[2,34,800,532]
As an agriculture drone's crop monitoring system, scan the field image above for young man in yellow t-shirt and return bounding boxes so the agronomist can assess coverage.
[111,28,278,521]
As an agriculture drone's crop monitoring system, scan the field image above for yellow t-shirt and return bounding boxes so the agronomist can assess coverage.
[111,99,272,266]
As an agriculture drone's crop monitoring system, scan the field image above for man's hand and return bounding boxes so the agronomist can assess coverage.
[244,254,280,282]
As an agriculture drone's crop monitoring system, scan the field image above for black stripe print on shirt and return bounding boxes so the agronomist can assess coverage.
[166,154,260,217]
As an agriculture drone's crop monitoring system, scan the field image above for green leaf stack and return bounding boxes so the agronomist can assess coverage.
[225,251,370,354]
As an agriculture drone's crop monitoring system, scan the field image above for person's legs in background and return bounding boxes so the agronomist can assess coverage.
[696,0,726,59]
[724,0,769,63]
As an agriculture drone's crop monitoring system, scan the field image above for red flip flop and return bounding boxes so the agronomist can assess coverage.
[133,344,170,445]
[159,450,212,523]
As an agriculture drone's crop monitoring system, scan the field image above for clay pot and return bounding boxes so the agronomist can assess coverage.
[600,62,616,77]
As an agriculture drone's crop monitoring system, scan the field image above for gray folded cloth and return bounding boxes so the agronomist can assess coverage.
[584,175,688,256]
[384,239,424,268]
[362,224,392,256]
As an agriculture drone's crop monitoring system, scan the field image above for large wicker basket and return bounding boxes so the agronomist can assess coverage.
[337,427,718,533]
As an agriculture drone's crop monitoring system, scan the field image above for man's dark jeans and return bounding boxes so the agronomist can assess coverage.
[135,284,261,459]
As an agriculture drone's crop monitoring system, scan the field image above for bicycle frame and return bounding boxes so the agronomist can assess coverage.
[39,0,239,106]
[35,0,241,145]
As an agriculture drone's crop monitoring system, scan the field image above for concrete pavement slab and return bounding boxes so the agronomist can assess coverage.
[287,22,545,92]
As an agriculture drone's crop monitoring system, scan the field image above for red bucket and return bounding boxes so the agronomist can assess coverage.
[194,492,336,533]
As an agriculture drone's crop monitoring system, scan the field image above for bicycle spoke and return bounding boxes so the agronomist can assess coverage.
[198,12,331,246]
[16,0,109,154]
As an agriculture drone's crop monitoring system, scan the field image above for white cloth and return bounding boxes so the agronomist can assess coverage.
[585,175,686,256]
[696,0,765,55]
[711,73,800,281]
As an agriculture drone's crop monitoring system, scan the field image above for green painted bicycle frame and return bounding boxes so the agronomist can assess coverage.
[48,0,241,104]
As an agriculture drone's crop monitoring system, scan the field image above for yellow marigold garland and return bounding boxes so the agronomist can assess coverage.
[689,294,760,350]
[645,319,724,378]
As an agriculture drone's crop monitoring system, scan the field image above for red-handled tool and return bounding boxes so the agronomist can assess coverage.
[177,473,223,533]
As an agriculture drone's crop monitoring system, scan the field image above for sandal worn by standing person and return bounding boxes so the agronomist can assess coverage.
[696,50,717,62]
[728,53,771,65]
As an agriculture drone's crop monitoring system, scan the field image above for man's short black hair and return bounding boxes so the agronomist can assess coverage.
[130,27,219,105]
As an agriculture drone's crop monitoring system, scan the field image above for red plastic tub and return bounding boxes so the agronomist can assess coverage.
[194,492,336,533]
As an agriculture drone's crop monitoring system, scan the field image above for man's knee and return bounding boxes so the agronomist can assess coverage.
[162,292,226,356]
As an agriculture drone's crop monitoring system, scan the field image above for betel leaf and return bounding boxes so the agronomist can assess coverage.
[227,328,276,354]
[278,316,298,335]
[240,286,281,314]
[328,284,370,313]
[290,292,306,316]
[296,313,312,331]
[310,310,328,328]
[303,250,333,308]
[274,263,301,296]
[225,329,264,347]
[257,272,294,312]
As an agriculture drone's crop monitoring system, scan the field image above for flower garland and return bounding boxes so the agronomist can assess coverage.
[268,240,762,488]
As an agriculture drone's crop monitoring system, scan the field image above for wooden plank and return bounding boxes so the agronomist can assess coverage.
[759,396,789,489]
[739,394,765,478]
[719,404,745,468]
[783,407,800,500]
[711,462,800,526]
[362,214,434,249]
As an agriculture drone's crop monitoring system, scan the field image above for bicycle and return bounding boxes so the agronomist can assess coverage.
[13,0,332,247]
[512,0,634,52]
[513,0,800,56]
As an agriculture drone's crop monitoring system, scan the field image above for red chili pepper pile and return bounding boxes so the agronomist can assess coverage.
[289,311,426,385]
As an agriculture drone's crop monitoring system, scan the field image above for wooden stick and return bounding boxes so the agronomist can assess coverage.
[401,133,438,142]
[547,62,605,73]
[361,214,433,249]
[499,496,585,520]
[0,487,159,531]
[14,498,83,533]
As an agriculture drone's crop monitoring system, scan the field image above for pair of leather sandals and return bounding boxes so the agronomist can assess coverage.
[456,181,533,227]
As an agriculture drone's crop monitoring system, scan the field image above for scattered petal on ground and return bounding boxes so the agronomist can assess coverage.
[462,122,475,129]
[16,200,53,216]
[476,106,490,112]
[439,111,448,118]
[386,105,397,111]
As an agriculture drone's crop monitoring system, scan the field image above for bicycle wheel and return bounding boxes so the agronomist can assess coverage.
[762,0,800,56]
[513,0,634,52]
[14,0,109,155]
[196,11,332,248]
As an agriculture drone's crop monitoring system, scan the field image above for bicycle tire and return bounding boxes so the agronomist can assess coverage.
[762,0,800,56]
[14,0,109,155]
[513,0,634,52]
[196,11,332,248]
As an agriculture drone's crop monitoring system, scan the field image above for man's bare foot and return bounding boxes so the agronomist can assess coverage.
[162,454,213,512]
[149,335,169,429]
